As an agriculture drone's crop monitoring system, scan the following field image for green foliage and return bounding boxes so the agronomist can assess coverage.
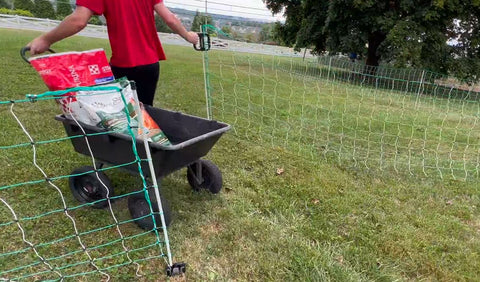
[88,15,103,25]
[0,0,11,9]
[447,12,480,83]
[13,0,33,12]
[0,7,33,16]
[265,0,480,81]
[155,15,172,33]
[55,0,72,18]
[258,23,275,43]
[230,30,240,40]
[244,33,257,43]
[32,0,54,18]
[220,25,231,35]
[191,11,213,32]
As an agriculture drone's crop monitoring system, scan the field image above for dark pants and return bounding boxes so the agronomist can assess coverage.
[111,62,160,106]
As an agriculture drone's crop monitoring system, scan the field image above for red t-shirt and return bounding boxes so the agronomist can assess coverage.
[76,0,167,68]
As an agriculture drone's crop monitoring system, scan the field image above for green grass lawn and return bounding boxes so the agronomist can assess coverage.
[1,28,480,281]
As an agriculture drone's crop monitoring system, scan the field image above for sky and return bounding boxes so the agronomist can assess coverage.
[164,0,284,22]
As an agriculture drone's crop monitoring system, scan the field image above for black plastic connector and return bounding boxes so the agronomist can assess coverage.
[166,262,186,277]
[193,33,211,51]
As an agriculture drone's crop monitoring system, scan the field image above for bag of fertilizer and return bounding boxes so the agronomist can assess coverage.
[29,48,115,90]
[66,78,171,146]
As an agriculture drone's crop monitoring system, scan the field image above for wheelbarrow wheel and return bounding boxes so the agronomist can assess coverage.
[69,166,114,209]
[128,189,172,230]
[187,159,223,194]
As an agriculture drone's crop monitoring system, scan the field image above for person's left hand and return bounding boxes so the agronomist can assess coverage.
[27,36,51,55]
[185,31,199,45]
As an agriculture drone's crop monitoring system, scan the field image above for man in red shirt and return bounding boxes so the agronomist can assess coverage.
[28,0,199,106]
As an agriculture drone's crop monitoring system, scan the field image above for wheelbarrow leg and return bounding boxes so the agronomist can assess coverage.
[188,161,204,186]
[186,160,223,194]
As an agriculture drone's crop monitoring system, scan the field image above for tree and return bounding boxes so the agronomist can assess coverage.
[0,0,11,8]
[88,15,102,25]
[56,0,72,18]
[259,23,274,43]
[14,0,33,12]
[447,14,480,83]
[221,25,231,36]
[191,11,213,32]
[155,15,172,33]
[245,33,258,43]
[264,0,480,80]
[33,0,55,18]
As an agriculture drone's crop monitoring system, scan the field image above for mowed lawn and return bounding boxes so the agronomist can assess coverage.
[0,28,480,281]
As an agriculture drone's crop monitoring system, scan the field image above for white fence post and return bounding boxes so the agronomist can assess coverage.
[327,57,332,82]
[415,70,426,109]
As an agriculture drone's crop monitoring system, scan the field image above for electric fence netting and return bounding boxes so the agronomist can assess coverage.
[0,84,174,281]
[203,25,480,181]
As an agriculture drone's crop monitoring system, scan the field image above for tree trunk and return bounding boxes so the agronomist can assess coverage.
[364,31,386,84]
[366,31,386,66]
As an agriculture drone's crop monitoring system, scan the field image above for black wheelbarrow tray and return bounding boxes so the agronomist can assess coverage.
[55,105,230,229]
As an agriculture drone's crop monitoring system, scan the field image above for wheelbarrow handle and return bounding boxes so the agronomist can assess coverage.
[20,46,55,64]
[193,32,211,52]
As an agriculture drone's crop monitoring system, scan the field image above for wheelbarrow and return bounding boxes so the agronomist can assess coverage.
[55,105,230,229]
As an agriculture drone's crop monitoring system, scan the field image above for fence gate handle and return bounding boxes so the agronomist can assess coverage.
[193,33,211,51]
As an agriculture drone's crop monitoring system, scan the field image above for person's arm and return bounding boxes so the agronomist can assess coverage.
[28,6,93,54]
[154,2,198,44]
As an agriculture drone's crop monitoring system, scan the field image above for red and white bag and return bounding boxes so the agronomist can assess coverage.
[29,48,115,91]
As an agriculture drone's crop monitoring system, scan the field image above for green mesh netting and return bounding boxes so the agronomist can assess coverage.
[0,84,172,281]
[202,24,480,181]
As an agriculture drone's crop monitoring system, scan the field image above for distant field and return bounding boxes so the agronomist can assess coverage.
[0,28,479,281]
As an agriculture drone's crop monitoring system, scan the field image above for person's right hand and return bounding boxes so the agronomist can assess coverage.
[27,36,51,55]
[185,31,199,45]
